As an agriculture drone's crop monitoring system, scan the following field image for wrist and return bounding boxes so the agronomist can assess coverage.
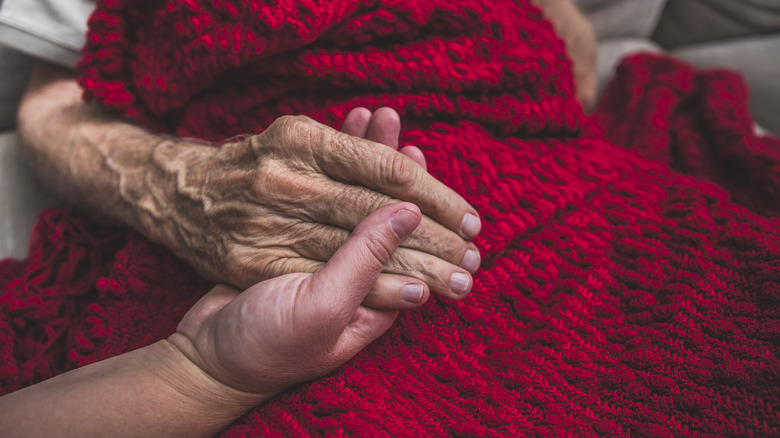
[147,339,269,419]
[111,135,218,255]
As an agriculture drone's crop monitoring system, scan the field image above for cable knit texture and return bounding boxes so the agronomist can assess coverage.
[2,0,780,435]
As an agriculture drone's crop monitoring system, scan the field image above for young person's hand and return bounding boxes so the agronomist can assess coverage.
[170,202,424,397]
[0,203,426,438]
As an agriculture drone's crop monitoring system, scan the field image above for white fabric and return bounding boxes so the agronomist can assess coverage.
[0,0,95,68]
[0,0,93,259]
[0,0,95,128]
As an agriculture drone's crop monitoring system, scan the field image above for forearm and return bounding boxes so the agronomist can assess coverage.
[0,340,264,438]
[18,62,218,264]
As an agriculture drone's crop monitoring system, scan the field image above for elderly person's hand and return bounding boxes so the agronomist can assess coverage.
[0,203,424,437]
[137,109,479,307]
[19,63,481,308]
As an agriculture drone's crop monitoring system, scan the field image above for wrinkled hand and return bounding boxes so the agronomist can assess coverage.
[163,108,481,308]
[169,203,421,397]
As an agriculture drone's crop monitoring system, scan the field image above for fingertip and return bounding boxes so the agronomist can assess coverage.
[461,248,481,274]
[449,272,472,298]
[366,107,401,148]
[342,107,372,137]
[373,107,400,124]
[361,274,431,310]
[401,283,426,305]
[460,212,482,239]
[390,207,421,241]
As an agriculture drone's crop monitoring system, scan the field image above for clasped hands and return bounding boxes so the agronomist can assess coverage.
[164,107,481,405]
[161,107,481,307]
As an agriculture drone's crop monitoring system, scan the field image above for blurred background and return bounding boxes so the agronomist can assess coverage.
[577,0,780,134]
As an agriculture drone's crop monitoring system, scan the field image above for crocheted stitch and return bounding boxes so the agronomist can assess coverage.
[2,0,779,435]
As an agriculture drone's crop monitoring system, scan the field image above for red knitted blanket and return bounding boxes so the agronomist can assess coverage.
[3,0,780,435]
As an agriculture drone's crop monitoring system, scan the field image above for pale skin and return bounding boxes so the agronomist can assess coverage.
[0,202,423,438]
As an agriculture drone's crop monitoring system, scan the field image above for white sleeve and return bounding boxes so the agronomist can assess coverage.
[0,0,96,68]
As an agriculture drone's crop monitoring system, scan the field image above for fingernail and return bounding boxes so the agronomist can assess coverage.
[450,272,471,295]
[401,284,424,304]
[461,213,481,238]
[391,209,419,241]
[461,249,481,273]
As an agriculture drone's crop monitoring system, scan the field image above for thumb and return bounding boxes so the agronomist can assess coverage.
[307,202,422,322]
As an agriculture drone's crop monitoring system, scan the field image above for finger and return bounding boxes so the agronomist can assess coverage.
[384,246,474,300]
[332,305,398,361]
[318,126,481,240]
[365,107,400,148]
[341,107,372,137]
[349,107,425,170]
[361,273,430,309]
[276,186,477,272]
[306,202,422,321]
[261,116,482,239]
[282,220,475,301]
[399,145,427,170]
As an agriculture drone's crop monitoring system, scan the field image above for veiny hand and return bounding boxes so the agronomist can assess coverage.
[169,203,422,397]
[158,109,481,308]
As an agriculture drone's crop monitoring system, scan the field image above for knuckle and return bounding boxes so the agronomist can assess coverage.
[409,220,465,264]
[335,186,389,218]
[270,115,322,151]
[319,129,360,170]
[386,250,445,290]
[297,224,345,260]
[264,256,321,279]
[362,234,395,267]
[380,152,417,190]
[427,187,461,224]
[366,191,391,214]
[262,257,290,278]
[224,248,272,287]
[386,250,417,277]
[262,163,304,195]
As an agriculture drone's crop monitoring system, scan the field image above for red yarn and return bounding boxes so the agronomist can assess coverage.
[2,0,780,435]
